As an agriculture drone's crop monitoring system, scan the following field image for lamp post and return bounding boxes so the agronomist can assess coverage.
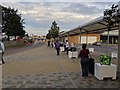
[117,1,120,79]
[79,29,82,45]
[0,5,2,41]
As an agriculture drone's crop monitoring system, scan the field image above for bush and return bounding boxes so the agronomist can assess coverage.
[100,55,111,65]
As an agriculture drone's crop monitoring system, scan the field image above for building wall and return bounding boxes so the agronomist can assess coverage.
[81,34,100,42]
[67,34,100,44]
[100,35,118,44]
[68,35,79,44]
[65,37,68,42]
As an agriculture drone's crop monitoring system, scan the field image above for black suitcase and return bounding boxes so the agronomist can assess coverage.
[89,58,94,75]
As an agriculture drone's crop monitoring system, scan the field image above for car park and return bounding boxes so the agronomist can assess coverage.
[93,42,102,46]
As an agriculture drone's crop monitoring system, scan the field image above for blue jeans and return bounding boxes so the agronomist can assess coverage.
[80,58,89,77]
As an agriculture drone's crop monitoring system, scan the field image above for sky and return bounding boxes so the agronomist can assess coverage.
[1,1,119,36]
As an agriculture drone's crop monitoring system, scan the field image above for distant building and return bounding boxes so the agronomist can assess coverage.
[101,30,118,44]
[62,33,100,44]
[60,30,118,45]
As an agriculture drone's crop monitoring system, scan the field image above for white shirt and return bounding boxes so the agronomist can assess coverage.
[0,41,5,52]
[66,42,69,48]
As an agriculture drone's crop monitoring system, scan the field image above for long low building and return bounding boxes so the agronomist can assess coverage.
[59,16,119,44]
[63,34,100,44]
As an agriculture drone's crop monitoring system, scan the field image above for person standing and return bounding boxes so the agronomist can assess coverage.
[48,40,50,47]
[79,44,89,77]
[55,40,60,56]
[0,40,5,64]
[51,40,54,48]
[65,40,69,55]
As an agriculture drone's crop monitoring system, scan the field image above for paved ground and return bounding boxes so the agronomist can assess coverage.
[2,43,120,88]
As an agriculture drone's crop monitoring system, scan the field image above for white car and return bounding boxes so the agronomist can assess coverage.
[93,42,102,46]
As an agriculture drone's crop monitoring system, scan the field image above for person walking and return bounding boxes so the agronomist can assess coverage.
[51,40,54,48]
[47,40,50,47]
[65,40,69,55]
[55,40,60,56]
[0,40,5,64]
[79,44,89,77]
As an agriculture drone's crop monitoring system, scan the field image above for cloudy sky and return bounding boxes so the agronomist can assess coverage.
[1,1,118,36]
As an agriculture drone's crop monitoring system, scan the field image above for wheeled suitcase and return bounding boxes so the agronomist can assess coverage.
[89,58,95,75]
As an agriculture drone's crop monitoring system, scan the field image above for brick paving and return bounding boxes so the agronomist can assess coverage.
[2,44,119,88]
[2,72,118,88]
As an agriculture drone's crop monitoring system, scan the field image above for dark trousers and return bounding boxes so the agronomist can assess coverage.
[1,53,5,64]
[48,41,50,47]
[64,45,66,52]
[56,48,60,56]
[80,58,89,77]
[51,44,53,48]
[66,47,68,55]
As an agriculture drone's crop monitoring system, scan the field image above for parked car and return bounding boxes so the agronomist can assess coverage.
[93,42,102,46]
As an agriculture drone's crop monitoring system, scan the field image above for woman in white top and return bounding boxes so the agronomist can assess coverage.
[65,40,69,55]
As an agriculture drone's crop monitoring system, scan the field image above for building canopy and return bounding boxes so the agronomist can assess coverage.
[61,16,119,36]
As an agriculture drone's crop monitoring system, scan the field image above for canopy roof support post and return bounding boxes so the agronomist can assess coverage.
[79,29,82,45]
[107,26,110,45]
[67,32,69,43]
[0,5,1,41]
[112,37,114,44]
[63,35,65,43]
[117,1,120,79]
[86,32,88,45]
[61,35,63,42]
[105,26,110,55]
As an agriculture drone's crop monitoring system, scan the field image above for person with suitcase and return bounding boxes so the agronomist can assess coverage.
[79,44,89,77]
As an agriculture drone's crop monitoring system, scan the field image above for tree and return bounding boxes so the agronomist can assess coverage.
[103,4,119,27]
[103,4,120,44]
[103,3,120,79]
[46,21,60,39]
[50,21,60,38]
[46,33,51,39]
[2,6,25,40]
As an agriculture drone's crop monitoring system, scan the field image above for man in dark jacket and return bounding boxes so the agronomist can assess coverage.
[55,40,60,56]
